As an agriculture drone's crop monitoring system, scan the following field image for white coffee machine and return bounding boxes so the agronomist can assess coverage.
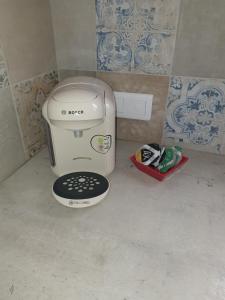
[42,76,115,208]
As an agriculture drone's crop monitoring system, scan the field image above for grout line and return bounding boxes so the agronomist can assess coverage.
[169,74,225,81]
[58,69,225,83]
[48,0,60,74]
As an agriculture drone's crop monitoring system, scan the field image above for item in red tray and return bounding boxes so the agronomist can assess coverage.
[158,146,183,173]
[135,143,165,168]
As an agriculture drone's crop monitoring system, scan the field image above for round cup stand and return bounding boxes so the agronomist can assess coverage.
[52,172,109,208]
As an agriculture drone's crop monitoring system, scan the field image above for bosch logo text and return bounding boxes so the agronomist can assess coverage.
[61,110,84,115]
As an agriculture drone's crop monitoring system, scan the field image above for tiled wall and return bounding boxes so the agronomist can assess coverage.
[0,0,210,156]
[0,42,25,182]
[51,0,225,155]
[0,0,56,84]
[173,0,225,79]
[164,0,225,155]
[96,0,180,75]
[0,0,58,181]
[163,77,225,154]
[50,0,97,71]
[94,0,225,154]
[13,71,58,158]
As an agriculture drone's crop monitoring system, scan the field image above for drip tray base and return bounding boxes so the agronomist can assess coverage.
[52,172,109,208]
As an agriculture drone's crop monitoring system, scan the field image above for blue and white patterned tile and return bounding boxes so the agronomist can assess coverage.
[163,77,225,154]
[0,45,9,89]
[97,31,133,71]
[96,0,179,75]
[13,71,58,158]
[133,32,175,75]
[135,0,180,32]
[96,0,135,32]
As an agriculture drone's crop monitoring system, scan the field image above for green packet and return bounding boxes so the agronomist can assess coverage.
[158,146,183,173]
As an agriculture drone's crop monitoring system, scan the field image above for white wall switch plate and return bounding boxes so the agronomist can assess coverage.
[114,91,153,121]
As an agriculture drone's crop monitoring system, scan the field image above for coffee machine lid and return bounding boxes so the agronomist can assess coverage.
[52,172,109,208]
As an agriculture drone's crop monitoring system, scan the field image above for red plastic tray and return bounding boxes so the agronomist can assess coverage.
[130,155,189,181]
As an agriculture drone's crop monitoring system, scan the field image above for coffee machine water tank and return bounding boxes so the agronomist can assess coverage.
[42,76,116,177]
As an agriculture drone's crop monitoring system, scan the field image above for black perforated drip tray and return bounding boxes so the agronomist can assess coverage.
[53,172,109,200]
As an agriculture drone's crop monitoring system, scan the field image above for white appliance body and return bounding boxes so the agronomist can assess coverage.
[42,77,115,177]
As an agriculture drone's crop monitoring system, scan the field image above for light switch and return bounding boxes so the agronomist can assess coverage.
[114,91,153,121]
